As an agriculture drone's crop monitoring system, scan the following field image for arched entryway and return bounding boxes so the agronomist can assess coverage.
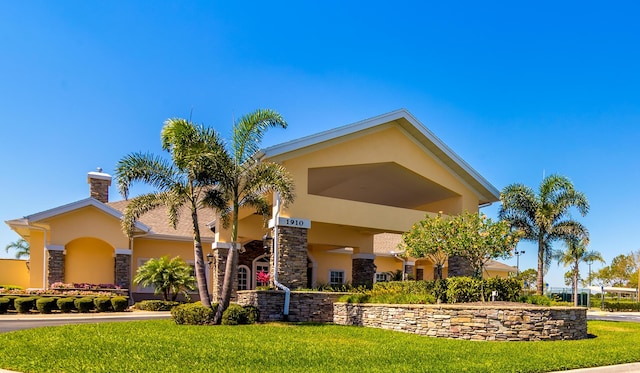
[65,237,114,285]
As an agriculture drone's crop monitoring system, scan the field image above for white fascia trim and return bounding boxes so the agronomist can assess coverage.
[46,245,64,251]
[405,261,416,266]
[352,253,376,260]
[115,249,132,255]
[212,242,233,249]
[259,108,499,203]
[140,233,214,243]
[24,198,151,233]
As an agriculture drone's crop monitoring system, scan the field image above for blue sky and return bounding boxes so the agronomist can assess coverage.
[1,1,639,288]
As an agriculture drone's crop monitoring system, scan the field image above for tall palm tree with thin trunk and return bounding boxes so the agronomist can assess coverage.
[204,109,295,324]
[5,238,29,259]
[552,239,604,306]
[499,174,589,295]
[115,118,226,307]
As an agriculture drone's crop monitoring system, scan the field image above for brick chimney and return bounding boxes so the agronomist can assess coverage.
[87,167,112,203]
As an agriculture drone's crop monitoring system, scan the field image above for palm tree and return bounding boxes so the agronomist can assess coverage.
[499,174,589,295]
[115,118,226,307]
[204,109,295,324]
[5,238,29,259]
[134,256,196,301]
[552,239,604,306]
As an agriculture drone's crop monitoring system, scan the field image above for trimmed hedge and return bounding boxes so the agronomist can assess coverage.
[603,301,640,312]
[221,304,248,325]
[36,297,59,314]
[171,302,217,325]
[111,296,129,312]
[74,297,95,313]
[340,277,521,304]
[0,298,10,314]
[94,297,113,312]
[14,297,36,313]
[4,295,19,310]
[135,300,180,312]
[57,298,76,313]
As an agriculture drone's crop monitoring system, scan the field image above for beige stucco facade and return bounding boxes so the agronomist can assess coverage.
[4,109,513,296]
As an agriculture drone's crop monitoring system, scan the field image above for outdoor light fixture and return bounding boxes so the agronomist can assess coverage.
[263,233,273,251]
[206,253,214,268]
[514,249,525,275]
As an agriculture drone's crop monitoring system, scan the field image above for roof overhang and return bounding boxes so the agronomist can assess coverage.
[5,198,151,234]
[259,109,499,205]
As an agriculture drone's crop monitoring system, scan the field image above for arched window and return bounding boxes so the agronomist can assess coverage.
[237,265,250,291]
[252,254,270,289]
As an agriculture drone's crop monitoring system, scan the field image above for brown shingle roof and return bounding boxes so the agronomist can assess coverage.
[107,200,217,240]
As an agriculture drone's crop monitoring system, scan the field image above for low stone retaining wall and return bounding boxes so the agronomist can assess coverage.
[333,303,587,341]
[237,290,347,322]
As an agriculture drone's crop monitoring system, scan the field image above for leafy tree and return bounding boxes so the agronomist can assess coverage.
[499,174,589,295]
[5,238,29,259]
[134,256,196,301]
[400,212,449,279]
[403,211,519,279]
[593,253,636,287]
[116,117,226,307]
[516,268,537,290]
[203,109,295,324]
[552,239,604,306]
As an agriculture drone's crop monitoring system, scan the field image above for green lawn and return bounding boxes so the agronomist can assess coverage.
[0,320,639,372]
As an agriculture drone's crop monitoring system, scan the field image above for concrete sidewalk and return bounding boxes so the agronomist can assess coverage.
[0,309,171,320]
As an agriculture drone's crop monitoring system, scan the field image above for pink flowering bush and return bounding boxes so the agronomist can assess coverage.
[256,270,270,286]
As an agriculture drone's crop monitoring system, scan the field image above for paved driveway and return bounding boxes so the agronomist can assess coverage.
[587,310,640,323]
[0,312,171,333]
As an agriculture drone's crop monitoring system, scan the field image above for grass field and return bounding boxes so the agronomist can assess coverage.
[0,320,639,372]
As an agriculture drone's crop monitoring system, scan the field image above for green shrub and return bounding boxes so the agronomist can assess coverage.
[14,297,36,313]
[36,297,59,314]
[171,302,217,325]
[243,305,260,323]
[0,285,23,290]
[483,277,522,302]
[94,297,113,312]
[74,297,95,313]
[339,293,371,303]
[111,296,129,312]
[4,295,19,310]
[221,303,248,325]
[135,300,180,311]
[57,298,76,313]
[446,277,482,303]
[0,298,10,314]
[518,294,552,306]
[603,301,640,312]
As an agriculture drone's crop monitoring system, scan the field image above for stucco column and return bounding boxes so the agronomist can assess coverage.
[114,249,131,289]
[46,246,64,287]
[211,242,237,303]
[447,255,474,277]
[352,253,376,288]
[274,225,308,289]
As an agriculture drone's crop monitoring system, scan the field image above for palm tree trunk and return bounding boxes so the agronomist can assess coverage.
[573,264,579,307]
[537,238,545,296]
[213,200,240,324]
[191,208,211,307]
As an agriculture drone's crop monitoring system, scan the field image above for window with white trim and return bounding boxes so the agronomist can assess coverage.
[329,270,345,286]
[375,272,390,283]
[237,265,250,290]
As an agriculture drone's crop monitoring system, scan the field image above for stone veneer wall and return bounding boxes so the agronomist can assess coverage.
[333,303,587,341]
[352,257,376,288]
[275,226,308,289]
[47,250,64,286]
[114,254,130,289]
[237,290,346,322]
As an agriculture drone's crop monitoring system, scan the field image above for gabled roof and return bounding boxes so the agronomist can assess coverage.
[5,198,217,242]
[5,198,150,233]
[260,108,499,205]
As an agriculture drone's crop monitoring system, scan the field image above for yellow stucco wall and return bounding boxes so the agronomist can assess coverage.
[374,256,403,274]
[0,259,30,288]
[276,125,480,232]
[65,237,114,284]
[44,207,129,249]
[27,229,45,288]
[308,248,352,285]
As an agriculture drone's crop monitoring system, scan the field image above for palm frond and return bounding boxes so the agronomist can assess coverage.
[115,153,180,199]
[232,109,287,165]
[122,192,185,236]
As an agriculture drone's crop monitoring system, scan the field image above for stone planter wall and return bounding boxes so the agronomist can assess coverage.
[237,290,347,322]
[333,303,587,341]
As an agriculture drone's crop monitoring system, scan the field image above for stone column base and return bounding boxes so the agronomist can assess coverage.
[352,254,376,288]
